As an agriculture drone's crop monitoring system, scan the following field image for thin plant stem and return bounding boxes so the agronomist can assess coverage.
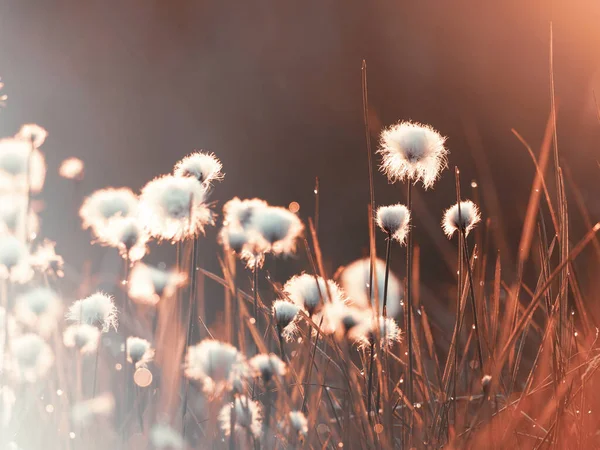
[382,231,392,318]
[462,230,485,372]
[366,339,376,422]
[92,345,100,398]
[406,181,414,446]
[253,259,259,320]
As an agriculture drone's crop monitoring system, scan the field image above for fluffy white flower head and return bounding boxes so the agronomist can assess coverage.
[249,353,287,383]
[272,300,300,341]
[71,393,115,426]
[0,138,46,193]
[30,240,64,277]
[247,206,304,257]
[376,203,411,244]
[284,274,344,316]
[442,199,481,238]
[173,152,224,186]
[63,324,100,354]
[351,315,402,349]
[128,262,186,305]
[14,287,62,336]
[15,124,48,148]
[139,174,213,242]
[0,235,32,283]
[150,423,184,449]
[218,396,262,438]
[9,333,54,382]
[339,257,403,317]
[59,157,84,180]
[79,188,138,239]
[184,339,247,395]
[288,411,308,436]
[126,336,155,368]
[379,121,448,189]
[98,216,149,262]
[66,292,118,332]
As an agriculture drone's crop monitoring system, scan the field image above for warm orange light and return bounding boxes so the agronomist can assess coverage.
[288,201,300,213]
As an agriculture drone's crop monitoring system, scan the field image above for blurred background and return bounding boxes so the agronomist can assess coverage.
[0,0,599,319]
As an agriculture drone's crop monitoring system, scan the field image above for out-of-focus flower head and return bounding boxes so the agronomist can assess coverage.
[0,194,39,240]
[317,300,364,339]
[284,273,344,316]
[283,411,308,440]
[99,216,149,263]
[30,239,64,277]
[63,324,100,355]
[150,423,184,449]
[9,333,54,383]
[249,353,287,384]
[339,257,403,317]
[66,292,118,332]
[79,188,138,240]
[246,206,304,260]
[218,396,262,438]
[442,199,481,238]
[376,203,411,244]
[126,336,155,368]
[139,174,213,242]
[15,124,48,148]
[173,151,224,186]
[0,137,46,193]
[350,315,402,350]
[14,287,62,337]
[128,262,186,306]
[71,393,115,426]
[59,157,84,181]
[0,234,33,283]
[378,120,448,189]
[272,300,300,341]
[184,339,247,396]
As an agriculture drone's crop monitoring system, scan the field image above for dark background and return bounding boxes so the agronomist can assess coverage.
[0,1,599,312]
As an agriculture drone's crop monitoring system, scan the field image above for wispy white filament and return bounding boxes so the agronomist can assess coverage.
[284,274,344,316]
[66,292,118,332]
[272,300,300,341]
[173,152,224,186]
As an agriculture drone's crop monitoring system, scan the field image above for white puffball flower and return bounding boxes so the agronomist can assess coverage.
[0,193,39,240]
[442,199,481,238]
[378,120,448,189]
[351,315,402,350]
[249,353,287,383]
[0,137,46,193]
[9,333,54,382]
[66,292,118,332]
[99,216,149,263]
[247,206,304,258]
[58,157,84,180]
[0,234,33,283]
[218,396,263,438]
[128,262,186,306]
[71,393,115,426]
[14,287,62,337]
[173,151,224,186]
[30,239,64,277]
[15,123,48,148]
[284,273,344,316]
[287,410,308,437]
[272,300,300,341]
[339,257,403,317]
[222,197,269,230]
[79,188,138,240]
[317,301,364,339]
[150,423,184,449]
[139,174,213,242]
[126,337,155,368]
[184,340,247,395]
[63,324,100,355]
[376,203,411,244]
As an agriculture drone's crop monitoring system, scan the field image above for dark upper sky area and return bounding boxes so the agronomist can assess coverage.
[0,1,599,303]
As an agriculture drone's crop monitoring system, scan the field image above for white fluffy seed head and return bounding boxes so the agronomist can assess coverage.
[378,121,448,189]
[30,239,64,277]
[15,124,48,148]
[66,292,118,332]
[63,324,100,355]
[218,226,249,255]
[249,354,287,383]
[272,300,300,341]
[98,216,149,262]
[288,411,308,436]
[284,274,344,316]
[150,423,184,449]
[376,204,411,244]
[351,315,402,349]
[79,188,138,240]
[58,157,84,180]
[247,206,304,257]
[173,152,224,186]
[222,197,269,230]
[71,393,115,426]
[218,396,262,438]
[126,337,154,368]
[128,262,186,305]
[339,257,403,317]
[9,333,54,382]
[184,340,247,395]
[0,386,16,427]
[442,200,481,238]
[139,174,213,242]
[0,137,46,193]
[317,301,364,339]
[0,193,39,241]
[14,287,62,336]
[0,235,32,283]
